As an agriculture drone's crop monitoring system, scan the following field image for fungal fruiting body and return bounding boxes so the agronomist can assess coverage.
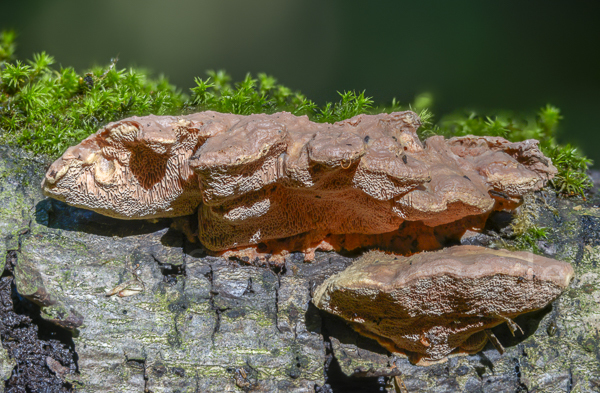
[42,111,556,258]
[312,245,574,365]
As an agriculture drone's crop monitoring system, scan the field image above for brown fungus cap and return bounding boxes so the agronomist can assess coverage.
[312,245,574,365]
[41,114,224,219]
[42,111,557,253]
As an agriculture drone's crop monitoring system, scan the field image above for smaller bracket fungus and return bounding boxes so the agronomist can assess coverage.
[312,245,574,365]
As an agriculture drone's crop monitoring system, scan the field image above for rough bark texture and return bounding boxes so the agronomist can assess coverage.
[1,144,600,392]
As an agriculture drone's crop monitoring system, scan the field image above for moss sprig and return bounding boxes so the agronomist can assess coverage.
[547,144,592,197]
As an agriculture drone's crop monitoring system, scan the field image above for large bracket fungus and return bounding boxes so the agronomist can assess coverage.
[42,111,557,260]
[312,246,574,365]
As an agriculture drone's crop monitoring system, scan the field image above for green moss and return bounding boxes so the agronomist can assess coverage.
[512,225,549,253]
[0,32,592,198]
[0,38,185,157]
[546,143,593,197]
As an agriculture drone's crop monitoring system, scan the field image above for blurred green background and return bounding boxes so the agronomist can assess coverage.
[2,0,599,165]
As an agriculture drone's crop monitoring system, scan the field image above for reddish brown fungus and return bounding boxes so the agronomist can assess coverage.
[43,111,556,258]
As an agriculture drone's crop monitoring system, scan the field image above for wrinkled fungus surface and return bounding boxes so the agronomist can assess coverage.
[312,245,574,365]
[43,111,556,256]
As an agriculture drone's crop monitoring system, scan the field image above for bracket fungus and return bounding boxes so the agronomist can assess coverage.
[42,111,556,259]
[312,245,574,365]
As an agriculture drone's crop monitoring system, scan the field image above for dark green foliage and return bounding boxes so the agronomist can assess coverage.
[0,32,592,197]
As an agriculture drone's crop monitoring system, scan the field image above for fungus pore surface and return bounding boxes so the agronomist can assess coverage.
[42,111,557,256]
[312,245,574,365]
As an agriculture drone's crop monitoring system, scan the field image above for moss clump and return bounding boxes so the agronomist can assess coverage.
[189,71,378,123]
[512,225,549,253]
[0,31,592,197]
[546,143,592,198]
[0,32,185,157]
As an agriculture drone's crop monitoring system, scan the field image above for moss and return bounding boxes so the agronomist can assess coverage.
[0,32,592,198]
[0,33,185,157]
[496,193,550,253]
